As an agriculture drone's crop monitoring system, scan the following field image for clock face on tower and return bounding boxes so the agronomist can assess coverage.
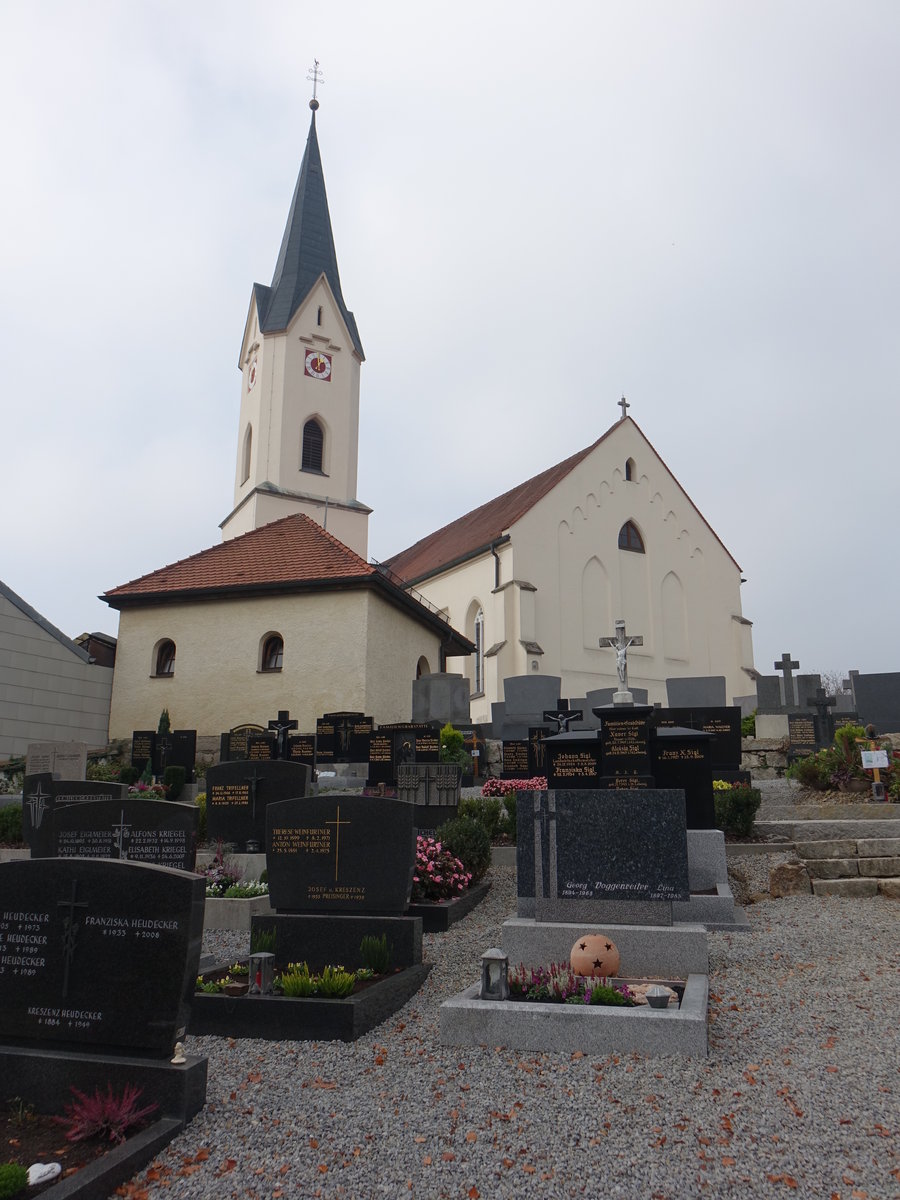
[304,350,332,381]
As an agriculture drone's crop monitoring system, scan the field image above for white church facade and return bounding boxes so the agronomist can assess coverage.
[386,413,756,723]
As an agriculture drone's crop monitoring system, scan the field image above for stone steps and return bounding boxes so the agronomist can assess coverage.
[790,835,900,899]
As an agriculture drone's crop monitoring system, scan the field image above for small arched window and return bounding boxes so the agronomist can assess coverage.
[618,520,645,553]
[625,457,636,481]
[155,640,176,676]
[317,305,323,326]
[474,609,485,694]
[302,418,324,472]
[416,655,430,679]
[261,635,284,671]
[241,424,252,484]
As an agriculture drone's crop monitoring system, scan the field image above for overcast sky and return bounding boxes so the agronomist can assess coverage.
[3,2,898,684]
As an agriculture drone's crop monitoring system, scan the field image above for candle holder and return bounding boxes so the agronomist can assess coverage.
[645,985,671,1009]
[248,951,275,995]
[480,948,509,1001]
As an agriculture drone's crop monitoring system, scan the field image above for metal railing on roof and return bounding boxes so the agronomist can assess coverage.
[369,559,451,625]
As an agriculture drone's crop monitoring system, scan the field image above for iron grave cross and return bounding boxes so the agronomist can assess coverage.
[600,619,643,694]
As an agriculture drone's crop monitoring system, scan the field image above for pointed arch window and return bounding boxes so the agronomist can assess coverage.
[474,608,485,694]
[302,418,324,472]
[618,521,645,554]
[625,457,636,481]
[241,424,252,484]
[155,640,176,676]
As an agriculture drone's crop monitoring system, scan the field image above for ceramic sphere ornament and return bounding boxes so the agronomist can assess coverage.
[570,934,620,978]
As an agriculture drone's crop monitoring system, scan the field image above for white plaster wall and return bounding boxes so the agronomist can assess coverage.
[0,594,112,757]
[108,589,437,739]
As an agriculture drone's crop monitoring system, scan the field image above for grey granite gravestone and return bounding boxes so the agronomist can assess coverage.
[265,794,416,914]
[850,672,900,732]
[0,857,205,1057]
[44,799,199,871]
[205,759,310,850]
[412,673,471,724]
[25,742,88,780]
[22,776,128,856]
[755,676,784,712]
[517,789,689,926]
[495,676,563,738]
[665,677,727,708]
[795,674,823,714]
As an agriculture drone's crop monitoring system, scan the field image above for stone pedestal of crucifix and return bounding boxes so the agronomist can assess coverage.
[599,619,644,705]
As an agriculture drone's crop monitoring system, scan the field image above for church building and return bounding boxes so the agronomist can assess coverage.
[386,406,756,723]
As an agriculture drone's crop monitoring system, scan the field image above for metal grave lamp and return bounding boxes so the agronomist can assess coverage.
[480,947,509,1001]
[249,951,275,995]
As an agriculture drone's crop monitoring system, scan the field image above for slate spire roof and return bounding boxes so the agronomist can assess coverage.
[253,108,364,358]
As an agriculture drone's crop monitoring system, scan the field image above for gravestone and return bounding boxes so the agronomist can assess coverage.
[850,672,900,733]
[653,707,742,773]
[316,712,373,764]
[665,677,727,708]
[496,676,562,739]
[412,673,471,724]
[795,674,823,714]
[23,776,127,856]
[153,730,197,782]
[265,794,416,914]
[375,723,441,776]
[398,764,461,834]
[367,730,395,786]
[42,799,198,871]
[528,726,552,776]
[0,857,205,1056]
[286,733,316,774]
[755,676,784,712]
[130,731,156,775]
[787,712,818,756]
[542,731,602,788]
[807,687,837,747]
[774,653,800,708]
[501,739,530,777]
[651,727,714,829]
[517,789,689,926]
[596,705,654,780]
[267,709,299,759]
[26,742,88,781]
[246,734,275,760]
[205,759,310,850]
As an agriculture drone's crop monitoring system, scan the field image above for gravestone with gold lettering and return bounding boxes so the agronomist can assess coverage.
[205,759,310,850]
[595,704,655,789]
[650,726,715,829]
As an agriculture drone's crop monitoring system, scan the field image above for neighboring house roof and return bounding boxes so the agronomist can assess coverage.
[102,514,471,654]
[253,109,364,359]
[385,417,740,584]
[0,578,92,664]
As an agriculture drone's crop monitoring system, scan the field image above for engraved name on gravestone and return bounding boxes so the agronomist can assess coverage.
[286,734,316,774]
[205,759,310,850]
[367,731,394,786]
[26,742,88,781]
[596,706,654,777]
[654,707,742,770]
[0,858,205,1056]
[651,726,715,829]
[23,776,127,856]
[529,789,689,925]
[265,795,416,914]
[544,732,602,788]
[501,739,530,777]
[130,731,156,775]
[43,799,198,871]
[787,712,818,754]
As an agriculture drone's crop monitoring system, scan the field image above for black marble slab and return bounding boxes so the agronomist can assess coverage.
[651,726,715,829]
[41,799,198,871]
[23,775,128,856]
[205,759,310,850]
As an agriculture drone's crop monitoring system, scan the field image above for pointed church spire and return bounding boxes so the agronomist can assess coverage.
[256,82,364,358]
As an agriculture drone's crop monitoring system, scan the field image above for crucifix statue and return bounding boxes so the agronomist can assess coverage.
[599,619,643,703]
[267,709,299,760]
[543,708,583,734]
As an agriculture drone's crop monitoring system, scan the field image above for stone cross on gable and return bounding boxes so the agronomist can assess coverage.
[618,395,630,420]
[774,653,800,708]
[268,709,299,760]
[600,619,644,695]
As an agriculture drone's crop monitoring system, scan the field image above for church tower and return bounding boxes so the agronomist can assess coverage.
[221,92,371,556]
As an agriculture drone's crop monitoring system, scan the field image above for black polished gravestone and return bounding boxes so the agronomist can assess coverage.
[40,799,199,871]
[501,739,530,777]
[517,789,689,925]
[0,857,205,1057]
[265,795,416,914]
[153,730,197,782]
[543,731,602,788]
[316,712,374,764]
[205,759,310,851]
[651,726,715,829]
[653,706,742,773]
[595,705,654,779]
[367,731,395,786]
[218,727,265,762]
[130,730,156,775]
[246,734,275,761]
[22,775,127,856]
[286,733,317,775]
[787,712,819,756]
[398,763,461,834]
[528,726,552,776]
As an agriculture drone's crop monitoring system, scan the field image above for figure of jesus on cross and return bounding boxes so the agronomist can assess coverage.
[599,619,643,703]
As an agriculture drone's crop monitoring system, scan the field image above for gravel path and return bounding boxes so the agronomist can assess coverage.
[126,866,899,1200]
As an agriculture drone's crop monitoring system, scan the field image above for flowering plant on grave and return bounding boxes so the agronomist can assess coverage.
[127,782,169,800]
[508,962,636,1007]
[202,840,243,895]
[409,835,472,902]
[481,776,548,797]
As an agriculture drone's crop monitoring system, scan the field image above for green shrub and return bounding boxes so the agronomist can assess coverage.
[279,963,316,997]
[359,934,391,974]
[714,785,762,837]
[250,926,276,954]
[119,765,139,785]
[740,711,756,738]
[439,723,471,770]
[0,1162,28,1199]
[86,760,122,782]
[163,765,186,801]
[436,816,491,882]
[0,804,24,845]
[317,965,356,998]
[785,754,831,789]
[458,795,503,840]
[157,709,171,735]
[195,793,207,842]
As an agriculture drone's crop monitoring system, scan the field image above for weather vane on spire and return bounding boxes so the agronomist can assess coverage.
[307,59,324,111]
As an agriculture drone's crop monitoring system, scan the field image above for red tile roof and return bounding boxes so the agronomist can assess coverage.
[104,514,377,603]
[385,418,740,582]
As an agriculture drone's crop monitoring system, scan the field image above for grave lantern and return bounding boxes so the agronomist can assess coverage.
[645,985,670,1010]
[248,951,275,995]
[480,947,509,1001]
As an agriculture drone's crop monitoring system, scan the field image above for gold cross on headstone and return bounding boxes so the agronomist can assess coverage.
[325,805,351,882]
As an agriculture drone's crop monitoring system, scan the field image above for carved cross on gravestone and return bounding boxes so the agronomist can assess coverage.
[26,779,50,831]
[111,809,132,859]
[267,709,299,760]
[600,619,644,694]
[243,765,266,822]
[543,709,583,733]
[57,880,88,998]
[774,653,800,708]
[808,686,837,748]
